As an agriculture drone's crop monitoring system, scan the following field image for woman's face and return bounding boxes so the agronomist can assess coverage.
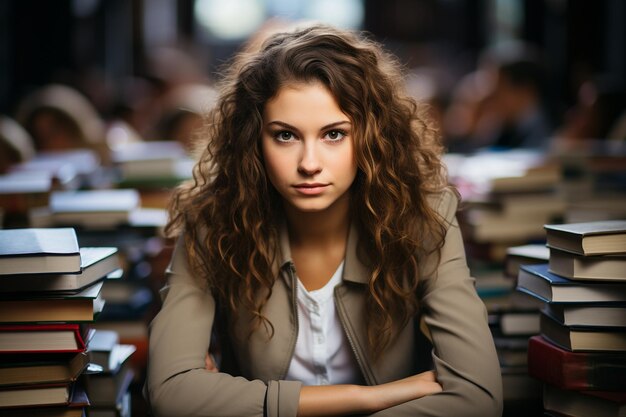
[261,82,357,214]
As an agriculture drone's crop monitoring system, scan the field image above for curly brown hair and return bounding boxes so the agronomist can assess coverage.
[166,24,449,358]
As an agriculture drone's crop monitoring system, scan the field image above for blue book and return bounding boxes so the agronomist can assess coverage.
[516,264,626,303]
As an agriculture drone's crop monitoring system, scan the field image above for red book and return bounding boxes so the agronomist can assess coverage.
[528,335,626,391]
[0,323,87,354]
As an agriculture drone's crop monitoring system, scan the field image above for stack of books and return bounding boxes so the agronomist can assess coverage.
[445,150,564,263]
[515,220,626,417]
[0,227,123,416]
[111,141,193,189]
[84,329,136,417]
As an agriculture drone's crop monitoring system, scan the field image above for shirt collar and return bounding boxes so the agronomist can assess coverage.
[275,221,370,286]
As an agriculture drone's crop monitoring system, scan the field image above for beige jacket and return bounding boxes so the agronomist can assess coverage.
[145,188,503,417]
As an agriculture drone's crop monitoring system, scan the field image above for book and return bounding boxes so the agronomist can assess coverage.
[543,302,626,328]
[543,384,626,417]
[540,312,626,352]
[87,329,119,367]
[544,220,626,256]
[43,189,141,228]
[462,210,550,243]
[0,382,73,408]
[0,171,51,216]
[549,248,626,281]
[517,264,626,303]
[0,247,120,293]
[0,383,88,416]
[0,352,88,387]
[89,391,131,417]
[527,335,626,391]
[0,323,88,353]
[505,243,550,278]
[0,228,80,275]
[85,354,135,407]
[91,321,148,370]
[111,141,193,181]
[0,281,104,323]
[489,309,540,336]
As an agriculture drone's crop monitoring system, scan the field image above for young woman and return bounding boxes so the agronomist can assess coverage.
[145,25,502,417]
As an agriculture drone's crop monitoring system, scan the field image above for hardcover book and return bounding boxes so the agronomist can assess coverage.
[0,323,88,354]
[0,381,89,412]
[527,335,626,390]
[544,220,626,256]
[44,189,141,228]
[504,243,550,279]
[0,352,88,387]
[0,228,80,275]
[549,247,626,281]
[516,264,626,303]
[0,281,105,323]
[0,247,120,293]
[543,302,626,328]
[540,312,626,352]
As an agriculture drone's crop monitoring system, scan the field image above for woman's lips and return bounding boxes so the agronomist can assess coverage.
[293,183,329,195]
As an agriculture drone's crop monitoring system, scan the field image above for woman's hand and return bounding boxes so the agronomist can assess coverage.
[204,352,218,373]
[297,370,442,416]
[363,370,443,411]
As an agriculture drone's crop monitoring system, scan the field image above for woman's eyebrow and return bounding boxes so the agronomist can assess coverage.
[266,120,351,132]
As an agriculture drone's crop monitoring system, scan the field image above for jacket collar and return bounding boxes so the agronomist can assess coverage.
[275,221,370,286]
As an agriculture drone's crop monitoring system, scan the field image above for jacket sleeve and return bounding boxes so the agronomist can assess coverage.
[369,188,503,417]
[144,235,302,417]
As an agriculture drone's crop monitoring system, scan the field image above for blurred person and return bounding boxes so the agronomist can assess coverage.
[552,77,626,151]
[480,42,553,150]
[0,116,35,173]
[15,84,109,163]
[442,69,500,153]
[151,83,218,152]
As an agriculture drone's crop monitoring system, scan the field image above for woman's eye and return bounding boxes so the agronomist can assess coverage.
[324,130,346,141]
[275,131,295,142]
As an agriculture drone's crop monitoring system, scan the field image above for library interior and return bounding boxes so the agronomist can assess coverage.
[0,1,625,417]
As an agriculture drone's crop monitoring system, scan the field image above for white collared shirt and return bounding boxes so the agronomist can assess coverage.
[285,261,360,385]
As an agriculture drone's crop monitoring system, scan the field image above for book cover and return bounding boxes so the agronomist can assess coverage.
[549,247,626,281]
[0,247,120,293]
[0,323,87,354]
[540,312,626,352]
[545,220,626,256]
[0,281,105,323]
[0,228,80,275]
[516,264,626,303]
[528,335,626,390]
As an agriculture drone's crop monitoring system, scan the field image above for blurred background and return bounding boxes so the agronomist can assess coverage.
[1,0,624,151]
